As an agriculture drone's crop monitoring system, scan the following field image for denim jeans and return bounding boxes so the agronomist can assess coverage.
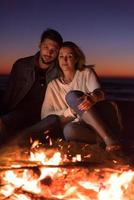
[64,90,122,144]
[65,90,85,116]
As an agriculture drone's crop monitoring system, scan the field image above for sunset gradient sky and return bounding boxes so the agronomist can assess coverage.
[0,0,134,77]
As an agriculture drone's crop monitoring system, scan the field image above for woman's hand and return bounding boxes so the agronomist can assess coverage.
[78,95,94,111]
[78,89,106,111]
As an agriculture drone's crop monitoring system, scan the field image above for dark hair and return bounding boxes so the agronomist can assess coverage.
[60,41,86,70]
[40,28,63,47]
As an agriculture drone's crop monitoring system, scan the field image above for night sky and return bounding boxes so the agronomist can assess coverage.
[0,0,134,77]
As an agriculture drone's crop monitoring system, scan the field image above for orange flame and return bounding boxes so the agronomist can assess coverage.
[0,147,134,200]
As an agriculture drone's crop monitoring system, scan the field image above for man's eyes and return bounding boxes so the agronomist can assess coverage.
[43,45,57,52]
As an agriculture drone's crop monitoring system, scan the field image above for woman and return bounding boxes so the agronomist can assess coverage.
[41,41,122,151]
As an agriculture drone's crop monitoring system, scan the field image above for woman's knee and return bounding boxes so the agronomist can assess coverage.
[65,90,85,116]
[65,90,84,105]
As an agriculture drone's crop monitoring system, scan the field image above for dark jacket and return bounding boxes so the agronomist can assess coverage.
[1,52,59,114]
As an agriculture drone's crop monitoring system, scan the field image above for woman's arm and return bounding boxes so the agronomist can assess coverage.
[78,68,106,111]
[41,82,76,121]
[41,83,59,119]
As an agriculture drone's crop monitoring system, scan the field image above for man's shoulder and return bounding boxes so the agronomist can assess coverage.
[15,54,36,65]
[11,52,39,72]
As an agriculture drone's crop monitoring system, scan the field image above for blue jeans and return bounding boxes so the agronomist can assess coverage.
[64,90,122,144]
[66,90,85,116]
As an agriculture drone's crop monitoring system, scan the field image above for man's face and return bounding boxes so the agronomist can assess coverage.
[39,38,60,66]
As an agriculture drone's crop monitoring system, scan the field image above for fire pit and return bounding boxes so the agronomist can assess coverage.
[0,140,134,200]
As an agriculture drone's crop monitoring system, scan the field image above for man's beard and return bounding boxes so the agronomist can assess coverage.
[40,57,53,65]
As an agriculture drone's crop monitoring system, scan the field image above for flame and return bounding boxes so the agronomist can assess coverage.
[98,170,134,200]
[0,146,134,200]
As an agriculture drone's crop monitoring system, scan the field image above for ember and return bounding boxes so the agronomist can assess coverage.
[0,140,134,200]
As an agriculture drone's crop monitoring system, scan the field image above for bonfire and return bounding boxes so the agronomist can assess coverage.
[0,137,134,200]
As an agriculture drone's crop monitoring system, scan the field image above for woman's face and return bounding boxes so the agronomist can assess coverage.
[58,47,77,73]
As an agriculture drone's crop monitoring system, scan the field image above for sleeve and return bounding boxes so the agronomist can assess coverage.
[41,82,76,120]
[86,68,101,92]
[86,68,107,103]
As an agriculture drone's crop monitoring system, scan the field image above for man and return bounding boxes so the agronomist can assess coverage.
[0,28,63,144]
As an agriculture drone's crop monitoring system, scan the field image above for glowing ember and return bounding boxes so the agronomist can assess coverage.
[0,142,134,200]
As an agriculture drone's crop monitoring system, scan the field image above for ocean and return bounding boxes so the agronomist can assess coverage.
[100,77,134,101]
[0,75,134,102]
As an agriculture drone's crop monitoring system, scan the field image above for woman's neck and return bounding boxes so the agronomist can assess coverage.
[62,70,76,84]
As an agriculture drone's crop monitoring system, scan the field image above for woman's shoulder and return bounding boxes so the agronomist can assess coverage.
[47,78,61,88]
[84,65,95,71]
[78,65,94,74]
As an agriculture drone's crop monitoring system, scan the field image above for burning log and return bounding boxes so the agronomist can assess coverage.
[0,140,134,199]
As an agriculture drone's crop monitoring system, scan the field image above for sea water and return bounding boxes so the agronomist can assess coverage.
[100,77,134,101]
[0,75,134,102]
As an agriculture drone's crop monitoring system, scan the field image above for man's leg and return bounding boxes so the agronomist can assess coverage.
[0,113,63,146]
[0,108,40,146]
[0,118,12,145]
[21,114,63,142]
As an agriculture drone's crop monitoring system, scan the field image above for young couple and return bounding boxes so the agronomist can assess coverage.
[0,29,122,151]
